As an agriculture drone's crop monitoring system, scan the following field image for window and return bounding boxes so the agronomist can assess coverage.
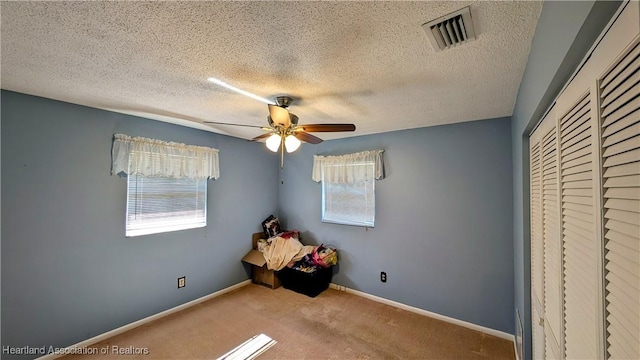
[322,162,375,227]
[111,134,220,237]
[313,150,384,228]
[126,175,207,237]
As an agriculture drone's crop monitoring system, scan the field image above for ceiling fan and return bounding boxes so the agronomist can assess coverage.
[204,78,356,168]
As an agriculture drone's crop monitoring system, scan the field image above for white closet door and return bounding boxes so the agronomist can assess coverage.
[558,92,600,359]
[533,305,546,360]
[531,137,545,360]
[541,125,563,359]
[599,37,640,360]
[531,139,544,308]
[528,4,639,360]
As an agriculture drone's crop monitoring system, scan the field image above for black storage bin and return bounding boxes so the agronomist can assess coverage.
[276,266,333,297]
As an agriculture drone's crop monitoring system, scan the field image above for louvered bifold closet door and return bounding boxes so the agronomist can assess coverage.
[559,93,600,359]
[530,140,545,359]
[533,305,546,360]
[542,128,563,359]
[599,38,640,360]
[532,140,544,310]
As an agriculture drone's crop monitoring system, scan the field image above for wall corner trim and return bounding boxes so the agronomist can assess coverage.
[36,279,252,360]
[329,283,515,341]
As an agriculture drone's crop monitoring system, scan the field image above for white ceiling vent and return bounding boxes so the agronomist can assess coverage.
[422,6,476,52]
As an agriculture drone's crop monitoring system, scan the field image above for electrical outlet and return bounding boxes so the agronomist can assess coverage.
[380,272,387,283]
[178,276,186,288]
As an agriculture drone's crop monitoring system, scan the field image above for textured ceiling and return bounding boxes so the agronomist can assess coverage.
[1,1,542,141]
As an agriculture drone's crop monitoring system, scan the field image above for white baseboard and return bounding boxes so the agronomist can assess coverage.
[513,336,520,360]
[329,283,514,341]
[37,279,252,360]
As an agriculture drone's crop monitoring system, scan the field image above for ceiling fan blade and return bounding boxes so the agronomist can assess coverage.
[204,121,265,129]
[296,124,356,132]
[294,131,323,144]
[249,133,273,142]
[268,104,291,127]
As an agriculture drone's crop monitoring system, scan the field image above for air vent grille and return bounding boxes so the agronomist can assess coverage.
[422,6,476,52]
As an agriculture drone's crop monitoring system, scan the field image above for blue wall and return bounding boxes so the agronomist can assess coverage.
[1,91,279,356]
[278,117,514,333]
[510,1,622,359]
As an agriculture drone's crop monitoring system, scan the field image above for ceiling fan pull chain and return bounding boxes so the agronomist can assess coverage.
[280,135,285,168]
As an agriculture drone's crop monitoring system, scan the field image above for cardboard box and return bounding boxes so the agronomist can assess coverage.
[241,233,281,289]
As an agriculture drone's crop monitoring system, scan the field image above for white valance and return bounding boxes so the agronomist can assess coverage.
[312,149,384,184]
[111,134,220,180]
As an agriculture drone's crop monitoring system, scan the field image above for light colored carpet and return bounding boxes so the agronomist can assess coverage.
[61,284,515,360]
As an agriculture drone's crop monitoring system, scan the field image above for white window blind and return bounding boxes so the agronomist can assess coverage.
[126,175,207,237]
[599,39,639,360]
[541,127,563,359]
[322,162,375,227]
[313,150,384,227]
[559,93,599,359]
[111,134,218,237]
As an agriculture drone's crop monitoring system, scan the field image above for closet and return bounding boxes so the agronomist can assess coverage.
[529,1,639,359]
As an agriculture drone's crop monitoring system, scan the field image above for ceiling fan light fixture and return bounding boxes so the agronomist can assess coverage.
[266,133,281,152]
[207,77,275,105]
[284,135,301,153]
